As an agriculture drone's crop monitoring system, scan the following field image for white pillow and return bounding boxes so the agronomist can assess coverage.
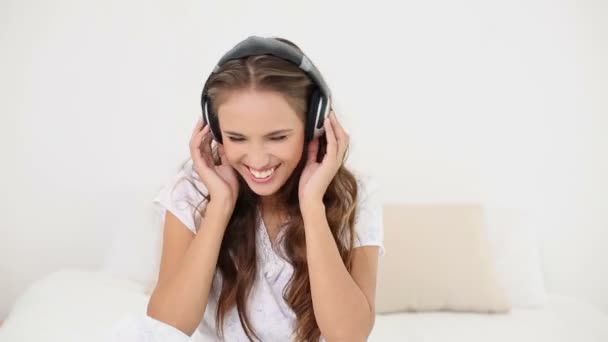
[0,269,149,342]
[375,204,511,313]
[100,200,164,294]
[484,207,547,308]
[375,204,546,313]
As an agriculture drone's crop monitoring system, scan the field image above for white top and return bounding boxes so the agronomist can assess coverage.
[152,164,384,341]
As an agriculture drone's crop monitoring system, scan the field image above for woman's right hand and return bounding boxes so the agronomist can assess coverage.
[190,119,239,211]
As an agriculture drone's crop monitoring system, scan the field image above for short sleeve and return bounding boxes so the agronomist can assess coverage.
[353,175,385,256]
[153,163,208,234]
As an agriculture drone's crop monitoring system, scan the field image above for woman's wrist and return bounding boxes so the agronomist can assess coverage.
[207,200,234,222]
[300,199,325,218]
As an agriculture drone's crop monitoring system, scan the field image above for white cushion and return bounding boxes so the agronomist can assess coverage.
[376,204,510,313]
[375,204,547,313]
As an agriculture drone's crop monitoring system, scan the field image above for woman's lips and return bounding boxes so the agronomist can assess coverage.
[246,164,280,183]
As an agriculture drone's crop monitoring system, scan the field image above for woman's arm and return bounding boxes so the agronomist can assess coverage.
[301,202,379,342]
[147,201,233,336]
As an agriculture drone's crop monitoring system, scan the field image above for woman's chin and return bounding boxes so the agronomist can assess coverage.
[246,181,282,197]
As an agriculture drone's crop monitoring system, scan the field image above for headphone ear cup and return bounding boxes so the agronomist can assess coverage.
[202,95,223,144]
[306,88,323,142]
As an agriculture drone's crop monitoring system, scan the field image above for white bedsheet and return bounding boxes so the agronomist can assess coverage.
[371,294,608,341]
[1,269,607,342]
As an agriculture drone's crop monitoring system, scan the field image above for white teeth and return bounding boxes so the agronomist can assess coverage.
[249,166,276,179]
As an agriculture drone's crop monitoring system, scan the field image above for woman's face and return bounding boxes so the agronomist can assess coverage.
[217,89,305,197]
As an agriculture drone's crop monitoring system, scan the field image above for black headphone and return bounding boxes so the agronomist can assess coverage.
[200,36,332,144]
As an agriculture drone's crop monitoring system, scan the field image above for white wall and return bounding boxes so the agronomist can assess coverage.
[1,0,606,319]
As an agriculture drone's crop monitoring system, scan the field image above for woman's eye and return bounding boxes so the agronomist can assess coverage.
[227,136,286,142]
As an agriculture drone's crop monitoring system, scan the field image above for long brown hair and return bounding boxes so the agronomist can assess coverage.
[175,38,359,341]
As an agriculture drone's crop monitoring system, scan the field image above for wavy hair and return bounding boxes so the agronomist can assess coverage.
[174,38,359,342]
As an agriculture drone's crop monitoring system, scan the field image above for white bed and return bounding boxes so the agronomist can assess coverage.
[371,294,608,341]
[0,268,607,342]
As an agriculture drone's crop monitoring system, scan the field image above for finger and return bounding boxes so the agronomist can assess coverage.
[218,144,229,166]
[191,125,212,167]
[324,114,338,159]
[191,129,211,175]
[306,137,320,166]
[191,118,204,137]
[190,123,208,152]
[330,112,349,158]
[191,124,209,155]
[330,111,348,142]
[199,129,215,167]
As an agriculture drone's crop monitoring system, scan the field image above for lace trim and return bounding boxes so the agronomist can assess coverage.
[256,209,290,279]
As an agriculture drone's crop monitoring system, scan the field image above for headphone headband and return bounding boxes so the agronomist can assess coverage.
[210,36,331,99]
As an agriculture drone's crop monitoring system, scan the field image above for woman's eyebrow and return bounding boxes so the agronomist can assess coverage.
[224,129,294,137]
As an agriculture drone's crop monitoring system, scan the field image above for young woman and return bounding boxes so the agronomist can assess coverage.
[111,36,384,342]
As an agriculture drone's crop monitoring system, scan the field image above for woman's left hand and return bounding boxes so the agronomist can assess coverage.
[298,111,350,208]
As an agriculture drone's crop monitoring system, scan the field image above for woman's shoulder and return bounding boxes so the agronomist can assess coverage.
[350,169,380,203]
[349,169,385,255]
[153,159,209,233]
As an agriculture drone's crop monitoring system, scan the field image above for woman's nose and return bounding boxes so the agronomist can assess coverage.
[247,157,272,169]
[246,148,272,169]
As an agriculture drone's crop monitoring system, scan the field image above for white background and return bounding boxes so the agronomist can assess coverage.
[1,0,606,320]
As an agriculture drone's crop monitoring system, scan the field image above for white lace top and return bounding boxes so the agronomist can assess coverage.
[152,164,384,341]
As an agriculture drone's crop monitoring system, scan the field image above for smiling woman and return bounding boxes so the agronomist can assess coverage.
[110,36,385,342]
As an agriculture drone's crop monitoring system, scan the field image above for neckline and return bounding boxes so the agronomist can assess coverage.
[257,208,288,250]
